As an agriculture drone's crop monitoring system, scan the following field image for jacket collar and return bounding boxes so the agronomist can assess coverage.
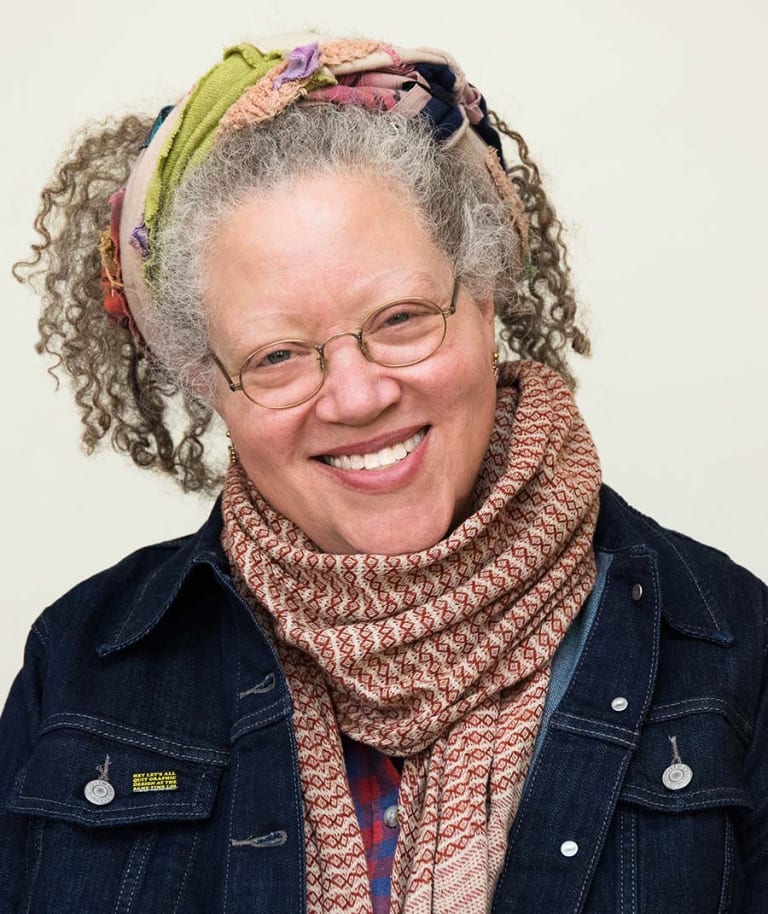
[98,497,230,657]
[595,486,733,645]
[99,484,733,656]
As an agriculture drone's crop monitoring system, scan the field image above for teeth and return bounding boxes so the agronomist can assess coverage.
[379,446,396,467]
[324,429,426,471]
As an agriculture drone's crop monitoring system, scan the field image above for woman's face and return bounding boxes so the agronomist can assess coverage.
[205,172,498,554]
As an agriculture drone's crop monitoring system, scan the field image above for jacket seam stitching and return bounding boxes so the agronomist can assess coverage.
[623,784,746,798]
[30,619,49,649]
[230,699,292,739]
[552,720,637,748]
[554,711,638,738]
[223,750,241,914]
[717,816,734,914]
[576,756,629,911]
[22,820,45,914]
[40,714,229,763]
[645,699,751,742]
[172,831,200,914]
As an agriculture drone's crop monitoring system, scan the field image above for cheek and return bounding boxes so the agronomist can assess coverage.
[223,403,306,483]
[444,324,495,390]
[428,350,497,449]
[217,397,267,460]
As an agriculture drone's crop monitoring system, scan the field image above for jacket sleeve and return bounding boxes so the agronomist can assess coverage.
[740,582,768,910]
[0,619,48,912]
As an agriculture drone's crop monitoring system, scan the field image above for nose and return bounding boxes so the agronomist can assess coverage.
[313,334,401,425]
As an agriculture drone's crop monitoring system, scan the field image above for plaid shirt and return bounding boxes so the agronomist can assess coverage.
[342,734,404,914]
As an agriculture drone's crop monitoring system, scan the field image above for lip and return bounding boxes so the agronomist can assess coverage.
[313,424,428,459]
[312,426,430,493]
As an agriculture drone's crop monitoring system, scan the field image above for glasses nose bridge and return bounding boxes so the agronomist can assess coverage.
[316,328,369,366]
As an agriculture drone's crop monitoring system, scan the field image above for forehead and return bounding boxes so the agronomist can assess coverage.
[204,171,452,347]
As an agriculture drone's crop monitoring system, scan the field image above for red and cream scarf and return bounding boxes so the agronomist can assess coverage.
[221,359,602,914]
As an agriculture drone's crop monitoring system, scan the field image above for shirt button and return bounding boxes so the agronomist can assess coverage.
[560,840,579,857]
[84,779,115,806]
[631,583,644,601]
[662,763,693,791]
[383,805,400,828]
[611,697,629,712]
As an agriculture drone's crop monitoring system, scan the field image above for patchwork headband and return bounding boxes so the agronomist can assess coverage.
[99,35,529,336]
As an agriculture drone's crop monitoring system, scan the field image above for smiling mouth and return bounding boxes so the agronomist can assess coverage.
[320,428,427,471]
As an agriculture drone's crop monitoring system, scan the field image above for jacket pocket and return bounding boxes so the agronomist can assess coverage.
[614,701,750,914]
[6,714,228,914]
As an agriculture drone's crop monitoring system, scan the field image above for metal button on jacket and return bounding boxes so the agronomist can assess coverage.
[383,805,399,828]
[84,779,115,806]
[663,735,693,790]
[631,583,644,601]
[611,696,629,712]
[560,840,579,857]
[662,762,693,791]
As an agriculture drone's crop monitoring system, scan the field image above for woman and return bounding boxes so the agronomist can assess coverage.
[1,33,766,914]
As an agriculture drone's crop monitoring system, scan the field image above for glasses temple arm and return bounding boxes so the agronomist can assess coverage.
[447,277,459,315]
[210,351,242,392]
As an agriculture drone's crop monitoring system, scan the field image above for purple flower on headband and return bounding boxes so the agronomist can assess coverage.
[273,42,321,89]
[129,221,150,259]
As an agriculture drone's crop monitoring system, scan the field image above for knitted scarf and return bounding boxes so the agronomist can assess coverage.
[221,359,602,914]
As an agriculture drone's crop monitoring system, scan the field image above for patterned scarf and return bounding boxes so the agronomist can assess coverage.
[221,359,601,914]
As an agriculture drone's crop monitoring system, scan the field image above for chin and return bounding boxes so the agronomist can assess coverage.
[326,508,456,556]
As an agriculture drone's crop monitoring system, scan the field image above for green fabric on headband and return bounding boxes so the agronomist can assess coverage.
[143,43,334,250]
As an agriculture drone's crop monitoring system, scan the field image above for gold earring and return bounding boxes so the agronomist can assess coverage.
[492,348,500,377]
[226,430,238,467]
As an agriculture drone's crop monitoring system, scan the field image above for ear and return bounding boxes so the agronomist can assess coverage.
[181,361,225,413]
[478,292,497,345]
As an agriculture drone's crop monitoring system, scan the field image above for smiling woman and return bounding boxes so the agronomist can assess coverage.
[2,32,767,914]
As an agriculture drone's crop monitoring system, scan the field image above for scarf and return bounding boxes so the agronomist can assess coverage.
[221,359,602,914]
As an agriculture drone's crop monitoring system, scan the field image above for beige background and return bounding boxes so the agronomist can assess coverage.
[1,0,766,705]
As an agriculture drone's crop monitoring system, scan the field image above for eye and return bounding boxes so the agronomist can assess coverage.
[243,341,315,374]
[366,301,439,337]
[382,309,414,327]
[264,348,293,366]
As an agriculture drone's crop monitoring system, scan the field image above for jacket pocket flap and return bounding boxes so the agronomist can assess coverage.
[7,719,227,828]
[620,704,751,813]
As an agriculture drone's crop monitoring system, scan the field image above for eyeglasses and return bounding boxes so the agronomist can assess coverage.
[210,278,459,409]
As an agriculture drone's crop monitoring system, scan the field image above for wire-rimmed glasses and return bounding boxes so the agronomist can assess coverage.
[210,278,459,409]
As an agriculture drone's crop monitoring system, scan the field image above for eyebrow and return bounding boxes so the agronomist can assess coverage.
[225,275,451,357]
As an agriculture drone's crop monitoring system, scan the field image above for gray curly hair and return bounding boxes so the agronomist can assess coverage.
[15,102,588,494]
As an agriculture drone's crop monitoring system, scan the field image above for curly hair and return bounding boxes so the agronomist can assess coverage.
[13,105,590,495]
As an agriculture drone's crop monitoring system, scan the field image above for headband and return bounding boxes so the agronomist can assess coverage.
[99,34,529,338]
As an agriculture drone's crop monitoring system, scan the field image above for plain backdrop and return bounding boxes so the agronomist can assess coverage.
[1,0,766,705]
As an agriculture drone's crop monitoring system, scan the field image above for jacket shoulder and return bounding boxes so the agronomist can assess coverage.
[599,484,761,574]
[35,497,227,650]
[597,485,767,636]
[36,534,195,640]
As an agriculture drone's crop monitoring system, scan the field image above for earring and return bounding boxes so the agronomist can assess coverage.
[492,348,500,379]
[226,430,238,467]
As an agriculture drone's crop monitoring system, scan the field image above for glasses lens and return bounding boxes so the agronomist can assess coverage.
[240,341,323,408]
[362,300,447,367]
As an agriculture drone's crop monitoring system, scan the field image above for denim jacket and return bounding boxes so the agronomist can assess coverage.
[1,485,767,913]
